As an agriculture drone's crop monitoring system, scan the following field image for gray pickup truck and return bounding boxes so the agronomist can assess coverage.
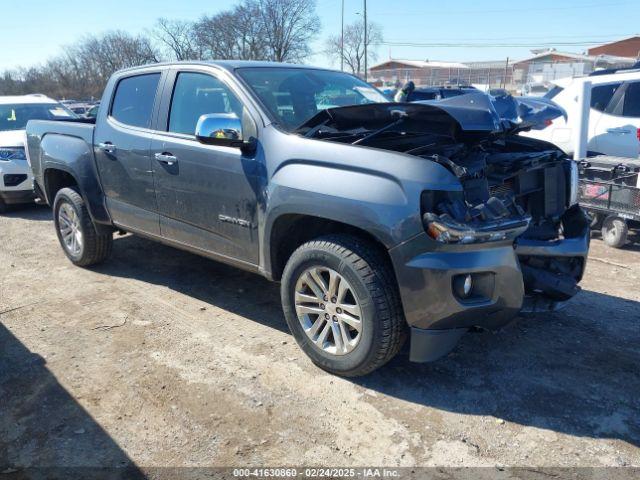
[26,61,590,376]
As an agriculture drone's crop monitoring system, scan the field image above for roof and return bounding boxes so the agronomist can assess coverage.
[552,68,640,88]
[589,35,640,48]
[369,59,469,70]
[118,60,339,75]
[0,94,57,105]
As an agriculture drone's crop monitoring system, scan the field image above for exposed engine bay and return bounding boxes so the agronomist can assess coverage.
[296,94,590,302]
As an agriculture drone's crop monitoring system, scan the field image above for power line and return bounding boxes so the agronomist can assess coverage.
[374,39,629,48]
[370,1,634,16]
[392,33,638,42]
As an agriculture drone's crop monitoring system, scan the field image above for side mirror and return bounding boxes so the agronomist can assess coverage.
[195,113,243,147]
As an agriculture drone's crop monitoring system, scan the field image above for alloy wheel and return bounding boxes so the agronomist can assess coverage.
[294,266,363,356]
[58,202,83,257]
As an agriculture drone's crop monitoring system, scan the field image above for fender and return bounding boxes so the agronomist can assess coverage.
[39,132,112,227]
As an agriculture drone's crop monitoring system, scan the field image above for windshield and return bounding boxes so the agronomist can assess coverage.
[0,103,76,131]
[236,67,389,131]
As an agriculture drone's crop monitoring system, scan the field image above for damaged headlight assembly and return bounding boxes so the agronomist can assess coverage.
[423,213,531,244]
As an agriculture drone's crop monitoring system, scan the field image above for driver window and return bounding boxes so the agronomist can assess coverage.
[168,72,242,135]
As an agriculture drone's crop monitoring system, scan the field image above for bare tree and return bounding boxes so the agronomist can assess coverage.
[0,31,159,98]
[194,2,267,60]
[255,0,321,63]
[325,21,382,77]
[153,18,203,61]
[0,0,323,98]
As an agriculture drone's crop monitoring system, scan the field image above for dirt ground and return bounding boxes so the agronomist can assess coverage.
[1,204,639,475]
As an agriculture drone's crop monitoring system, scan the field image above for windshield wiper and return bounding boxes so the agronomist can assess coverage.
[302,119,330,138]
[352,109,408,146]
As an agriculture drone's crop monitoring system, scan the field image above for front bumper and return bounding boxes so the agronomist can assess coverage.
[0,189,36,204]
[390,213,590,362]
[0,158,34,204]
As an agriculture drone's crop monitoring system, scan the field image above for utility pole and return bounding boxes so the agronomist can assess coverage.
[363,0,368,82]
[340,0,345,71]
[502,57,510,89]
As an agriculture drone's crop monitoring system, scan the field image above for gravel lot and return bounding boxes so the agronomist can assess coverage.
[1,205,639,474]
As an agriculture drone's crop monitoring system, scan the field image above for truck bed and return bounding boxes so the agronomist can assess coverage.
[25,119,96,190]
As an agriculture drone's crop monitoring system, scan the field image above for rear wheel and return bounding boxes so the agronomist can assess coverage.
[281,234,406,377]
[601,216,628,249]
[53,187,113,266]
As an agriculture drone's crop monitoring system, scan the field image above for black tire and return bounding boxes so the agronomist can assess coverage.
[281,234,406,377]
[0,197,7,214]
[53,187,113,266]
[601,216,628,249]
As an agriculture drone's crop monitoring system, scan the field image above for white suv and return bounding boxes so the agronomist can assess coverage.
[523,69,640,159]
[0,95,75,212]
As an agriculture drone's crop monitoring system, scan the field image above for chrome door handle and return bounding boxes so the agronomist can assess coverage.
[154,152,178,165]
[606,128,632,134]
[98,142,116,154]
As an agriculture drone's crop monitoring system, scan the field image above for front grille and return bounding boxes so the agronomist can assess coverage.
[489,179,515,197]
[3,174,28,187]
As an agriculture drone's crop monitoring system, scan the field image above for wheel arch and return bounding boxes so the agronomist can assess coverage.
[266,213,395,282]
[43,167,80,205]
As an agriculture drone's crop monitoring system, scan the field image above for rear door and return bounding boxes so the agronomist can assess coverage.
[592,80,640,158]
[94,71,164,235]
[150,68,261,265]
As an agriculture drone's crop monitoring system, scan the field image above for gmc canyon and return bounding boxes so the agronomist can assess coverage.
[26,62,590,376]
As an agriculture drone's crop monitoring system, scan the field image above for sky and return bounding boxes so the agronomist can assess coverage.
[2,0,639,72]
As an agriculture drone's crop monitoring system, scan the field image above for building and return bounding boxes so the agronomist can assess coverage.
[588,36,640,59]
[512,49,635,85]
[369,49,637,92]
[368,60,469,87]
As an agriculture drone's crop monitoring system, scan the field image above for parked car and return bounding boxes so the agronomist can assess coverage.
[404,85,478,102]
[26,62,589,376]
[523,69,640,158]
[0,94,76,212]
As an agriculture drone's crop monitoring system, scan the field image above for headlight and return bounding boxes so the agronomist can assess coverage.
[423,213,531,244]
[0,147,27,161]
[568,159,579,206]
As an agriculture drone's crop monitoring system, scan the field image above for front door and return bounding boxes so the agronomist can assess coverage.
[151,70,261,265]
[94,72,163,235]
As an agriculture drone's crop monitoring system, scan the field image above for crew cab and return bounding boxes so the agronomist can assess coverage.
[26,62,590,376]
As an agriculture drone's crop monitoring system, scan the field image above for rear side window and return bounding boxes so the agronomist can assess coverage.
[621,81,640,117]
[111,73,161,128]
[590,82,622,112]
[168,72,242,135]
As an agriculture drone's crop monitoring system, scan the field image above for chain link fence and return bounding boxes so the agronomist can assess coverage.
[370,59,636,93]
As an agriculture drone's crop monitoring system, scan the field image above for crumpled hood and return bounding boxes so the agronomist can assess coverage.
[0,129,25,148]
[296,92,565,137]
[416,92,566,133]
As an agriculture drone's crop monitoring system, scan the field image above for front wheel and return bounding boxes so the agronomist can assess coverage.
[53,187,113,266]
[601,216,628,249]
[281,234,406,377]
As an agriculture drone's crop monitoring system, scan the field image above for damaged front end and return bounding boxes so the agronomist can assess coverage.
[420,143,589,306]
[297,93,590,341]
